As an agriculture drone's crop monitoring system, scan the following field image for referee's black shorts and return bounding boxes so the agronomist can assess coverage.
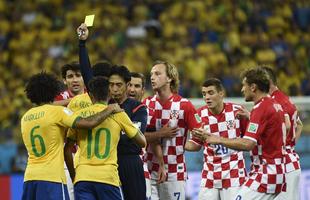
[118,154,146,200]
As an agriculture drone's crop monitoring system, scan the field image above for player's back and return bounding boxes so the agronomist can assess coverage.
[21,104,76,183]
[67,93,92,112]
[68,103,138,187]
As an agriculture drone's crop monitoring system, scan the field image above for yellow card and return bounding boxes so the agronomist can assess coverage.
[84,15,95,27]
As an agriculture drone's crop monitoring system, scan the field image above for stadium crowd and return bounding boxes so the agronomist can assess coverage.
[0,0,309,162]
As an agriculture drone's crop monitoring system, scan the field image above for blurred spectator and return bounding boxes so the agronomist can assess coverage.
[10,144,27,173]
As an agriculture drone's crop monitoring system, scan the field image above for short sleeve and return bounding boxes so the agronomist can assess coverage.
[114,112,139,139]
[58,107,80,128]
[184,102,202,130]
[243,107,266,143]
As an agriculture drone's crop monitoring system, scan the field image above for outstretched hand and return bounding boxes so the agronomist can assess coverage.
[77,23,89,40]
[235,106,250,120]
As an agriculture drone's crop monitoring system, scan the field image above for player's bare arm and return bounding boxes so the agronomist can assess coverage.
[74,103,123,128]
[144,124,179,143]
[131,129,147,148]
[193,128,256,151]
[295,117,303,142]
[64,139,75,181]
[151,143,167,184]
[53,99,71,106]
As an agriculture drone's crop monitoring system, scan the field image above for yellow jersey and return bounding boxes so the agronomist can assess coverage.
[67,92,92,167]
[67,103,138,186]
[67,93,92,112]
[21,105,79,183]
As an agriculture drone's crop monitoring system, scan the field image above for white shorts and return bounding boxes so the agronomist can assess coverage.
[146,178,151,200]
[198,187,241,200]
[274,169,301,200]
[151,179,186,200]
[234,186,278,200]
[64,167,74,200]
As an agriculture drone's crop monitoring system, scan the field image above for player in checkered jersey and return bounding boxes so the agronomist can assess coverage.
[54,62,86,106]
[142,61,201,200]
[194,68,287,200]
[185,78,248,200]
[263,66,303,200]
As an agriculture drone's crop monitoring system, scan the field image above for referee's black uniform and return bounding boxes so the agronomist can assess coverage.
[117,98,147,200]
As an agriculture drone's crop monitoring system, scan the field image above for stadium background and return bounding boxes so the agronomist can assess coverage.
[0,1,309,199]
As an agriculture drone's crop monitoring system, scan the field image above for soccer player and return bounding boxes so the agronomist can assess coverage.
[54,62,85,106]
[65,77,147,200]
[263,66,303,200]
[127,72,145,101]
[77,23,148,200]
[194,68,286,199]
[185,78,248,200]
[53,62,87,200]
[21,72,122,200]
[67,62,112,112]
[143,60,201,200]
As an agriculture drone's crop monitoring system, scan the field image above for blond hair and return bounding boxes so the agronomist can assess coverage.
[153,60,180,93]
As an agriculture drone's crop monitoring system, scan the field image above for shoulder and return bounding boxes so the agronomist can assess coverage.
[197,105,208,114]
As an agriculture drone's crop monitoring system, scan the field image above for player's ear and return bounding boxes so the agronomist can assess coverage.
[63,79,67,85]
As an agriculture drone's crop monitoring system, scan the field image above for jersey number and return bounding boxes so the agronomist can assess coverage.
[30,126,46,157]
[87,128,111,159]
[214,144,228,155]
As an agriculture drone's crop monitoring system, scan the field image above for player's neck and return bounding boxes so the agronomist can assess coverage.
[156,88,173,102]
[209,102,224,115]
[253,92,268,104]
[269,85,278,94]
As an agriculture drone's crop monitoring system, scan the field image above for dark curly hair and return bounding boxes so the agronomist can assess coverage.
[92,61,113,78]
[88,77,109,102]
[110,65,131,83]
[241,68,270,93]
[25,72,62,105]
[61,62,81,79]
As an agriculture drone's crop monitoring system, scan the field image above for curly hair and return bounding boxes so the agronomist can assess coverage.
[25,72,62,105]
[241,67,270,93]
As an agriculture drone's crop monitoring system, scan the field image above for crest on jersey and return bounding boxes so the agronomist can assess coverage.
[226,120,236,130]
[170,110,180,120]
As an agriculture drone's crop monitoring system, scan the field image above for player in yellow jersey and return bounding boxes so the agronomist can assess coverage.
[21,72,122,200]
[64,77,147,200]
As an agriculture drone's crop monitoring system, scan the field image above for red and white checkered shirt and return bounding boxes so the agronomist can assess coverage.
[54,90,73,101]
[143,94,201,181]
[271,90,300,172]
[243,97,286,194]
[140,149,151,179]
[190,103,248,188]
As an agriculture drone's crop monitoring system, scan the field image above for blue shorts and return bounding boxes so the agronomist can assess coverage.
[74,181,123,200]
[22,180,69,200]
